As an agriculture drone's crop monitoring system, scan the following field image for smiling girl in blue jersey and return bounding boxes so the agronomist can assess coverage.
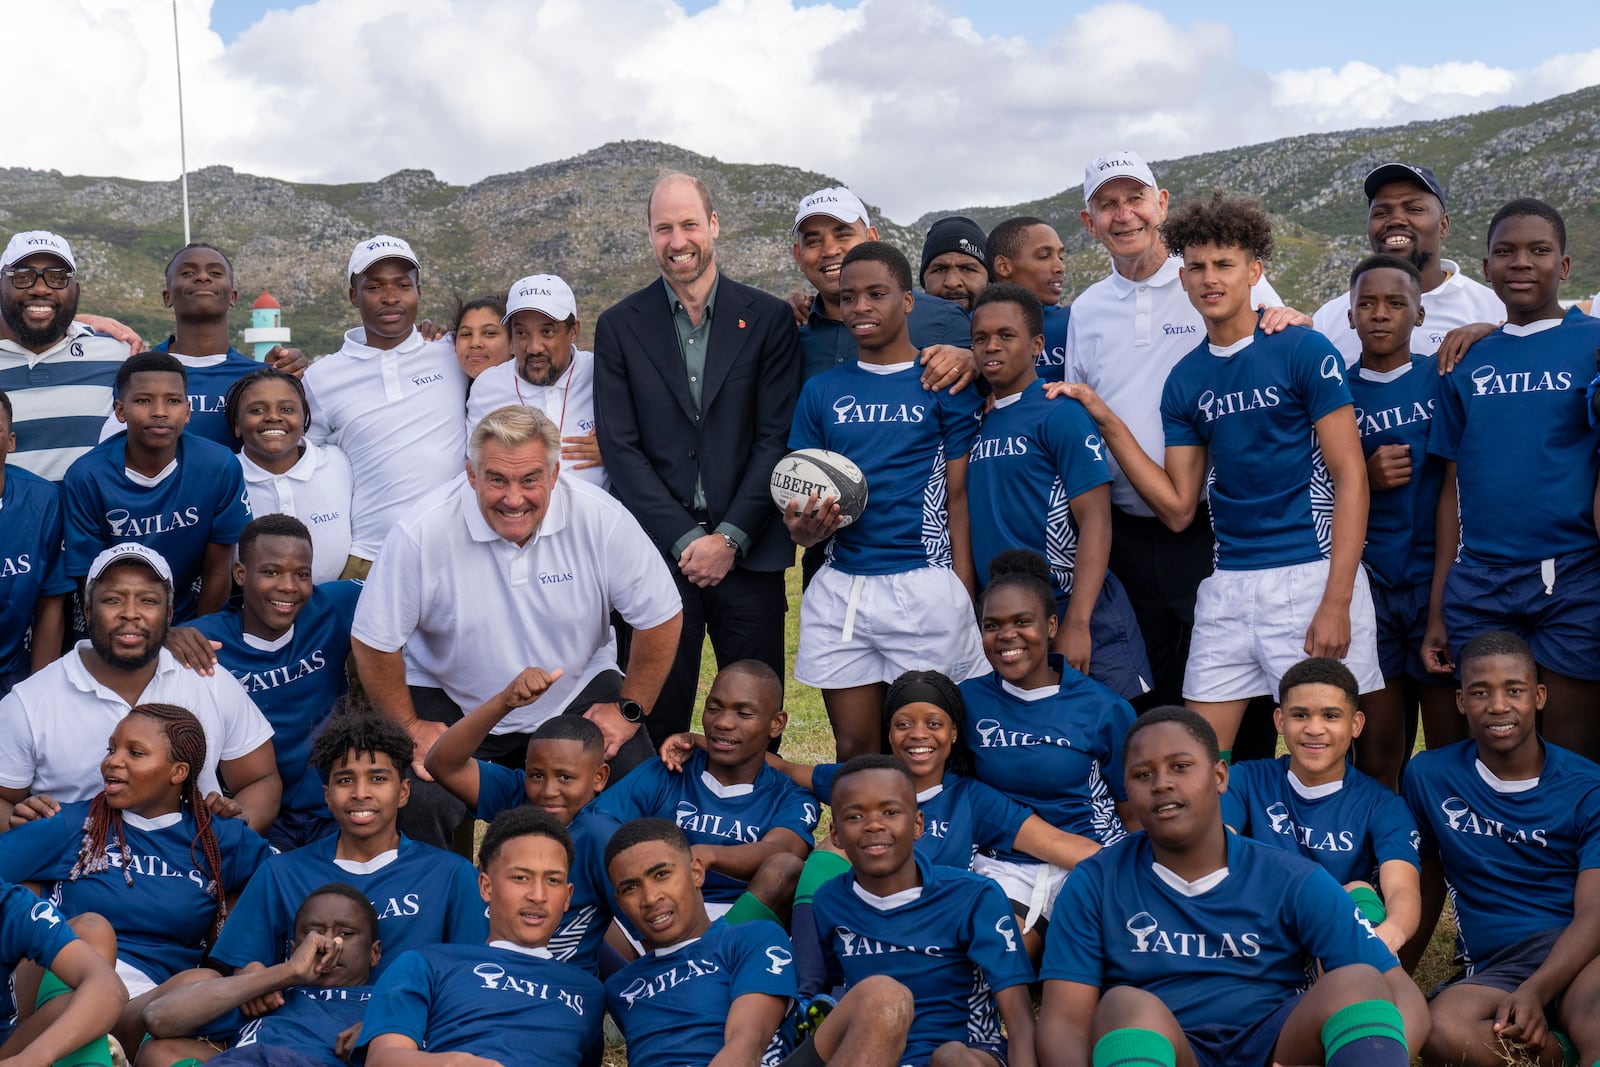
[0,703,269,1053]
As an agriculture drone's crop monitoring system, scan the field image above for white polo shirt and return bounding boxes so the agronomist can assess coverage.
[239,439,355,584]
[303,327,468,561]
[1311,259,1505,366]
[465,348,608,490]
[0,645,275,802]
[1064,258,1281,516]
[351,475,680,733]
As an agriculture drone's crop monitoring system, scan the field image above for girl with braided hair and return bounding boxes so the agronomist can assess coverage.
[0,703,270,1050]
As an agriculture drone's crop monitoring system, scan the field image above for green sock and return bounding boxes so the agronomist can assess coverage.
[1321,999,1407,1066]
[1550,1030,1577,1067]
[724,890,782,926]
[1346,885,1387,926]
[35,971,113,1067]
[1092,1027,1176,1067]
[1219,748,1233,765]
[794,849,851,907]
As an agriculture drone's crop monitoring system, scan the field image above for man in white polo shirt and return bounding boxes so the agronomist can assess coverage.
[465,273,606,490]
[351,405,683,849]
[1064,150,1285,706]
[303,235,468,579]
[1310,163,1504,364]
[0,542,279,832]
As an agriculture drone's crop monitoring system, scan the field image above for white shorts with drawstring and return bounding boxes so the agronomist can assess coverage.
[794,564,984,689]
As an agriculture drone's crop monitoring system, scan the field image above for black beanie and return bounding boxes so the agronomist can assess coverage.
[919,215,988,286]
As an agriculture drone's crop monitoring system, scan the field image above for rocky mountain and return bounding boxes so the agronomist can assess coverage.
[4,84,1598,356]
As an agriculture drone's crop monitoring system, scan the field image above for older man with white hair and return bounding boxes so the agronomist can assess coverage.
[352,405,682,849]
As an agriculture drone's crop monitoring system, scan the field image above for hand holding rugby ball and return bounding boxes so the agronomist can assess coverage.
[770,449,868,544]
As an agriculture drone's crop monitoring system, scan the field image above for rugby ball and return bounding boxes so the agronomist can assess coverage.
[769,448,868,528]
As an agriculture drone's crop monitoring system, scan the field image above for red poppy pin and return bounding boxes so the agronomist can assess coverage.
[738,319,748,329]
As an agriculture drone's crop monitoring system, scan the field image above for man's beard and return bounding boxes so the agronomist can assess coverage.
[1407,247,1436,277]
[89,619,166,671]
[1,290,77,348]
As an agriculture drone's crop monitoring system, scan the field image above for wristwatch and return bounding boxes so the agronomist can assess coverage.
[619,699,645,723]
[719,532,738,553]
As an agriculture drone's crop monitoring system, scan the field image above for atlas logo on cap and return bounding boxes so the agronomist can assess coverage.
[957,238,982,259]
[2,230,76,271]
[793,186,870,234]
[347,234,420,282]
[1083,150,1158,207]
[503,273,577,324]
[86,542,175,593]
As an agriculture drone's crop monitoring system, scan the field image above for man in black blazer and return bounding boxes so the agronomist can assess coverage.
[594,173,803,746]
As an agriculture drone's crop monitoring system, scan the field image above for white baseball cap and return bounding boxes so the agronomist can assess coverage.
[793,187,870,234]
[2,230,75,271]
[347,235,420,282]
[1083,150,1158,206]
[503,274,578,324]
[86,542,173,593]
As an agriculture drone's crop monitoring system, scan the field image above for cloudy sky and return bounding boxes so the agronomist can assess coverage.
[19,0,1600,219]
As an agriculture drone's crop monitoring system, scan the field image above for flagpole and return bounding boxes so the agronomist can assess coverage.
[172,0,192,244]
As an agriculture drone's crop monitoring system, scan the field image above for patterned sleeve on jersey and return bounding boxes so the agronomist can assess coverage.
[1292,329,1356,424]
[1288,861,1399,972]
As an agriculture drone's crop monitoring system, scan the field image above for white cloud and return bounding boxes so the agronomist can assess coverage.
[11,0,1600,220]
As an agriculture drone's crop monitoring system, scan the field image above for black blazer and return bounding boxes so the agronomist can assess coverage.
[593,273,803,573]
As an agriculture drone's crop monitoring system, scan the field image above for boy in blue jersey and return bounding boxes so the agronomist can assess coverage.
[360,808,605,1067]
[1036,706,1420,1067]
[1222,658,1422,958]
[179,514,361,850]
[210,713,486,983]
[426,682,620,974]
[966,282,1151,700]
[812,755,1037,1067]
[142,883,378,1066]
[125,243,304,450]
[1059,194,1381,760]
[594,660,816,922]
[0,888,125,1067]
[606,817,914,1067]
[986,217,1070,380]
[785,242,985,760]
[1402,631,1600,1067]
[0,389,70,693]
[1343,254,1457,786]
[1423,198,1600,762]
[63,351,252,621]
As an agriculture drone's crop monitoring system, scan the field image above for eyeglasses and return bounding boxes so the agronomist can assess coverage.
[3,266,74,290]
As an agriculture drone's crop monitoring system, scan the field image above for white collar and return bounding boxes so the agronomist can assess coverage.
[1208,333,1255,358]
[1474,758,1540,793]
[1287,768,1344,800]
[650,934,704,957]
[241,439,320,483]
[916,782,944,803]
[488,940,554,959]
[1428,259,1462,296]
[125,458,179,487]
[66,643,180,700]
[123,810,183,831]
[1357,361,1413,383]
[242,627,296,653]
[339,326,425,360]
[1000,678,1059,702]
[991,391,1026,409]
[851,881,922,910]
[857,359,917,376]
[1107,256,1181,298]
[1152,862,1229,896]
[1501,318,1563,337]
[333,848,400,874]
[698,770,754,799]
[168,352,230,366]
